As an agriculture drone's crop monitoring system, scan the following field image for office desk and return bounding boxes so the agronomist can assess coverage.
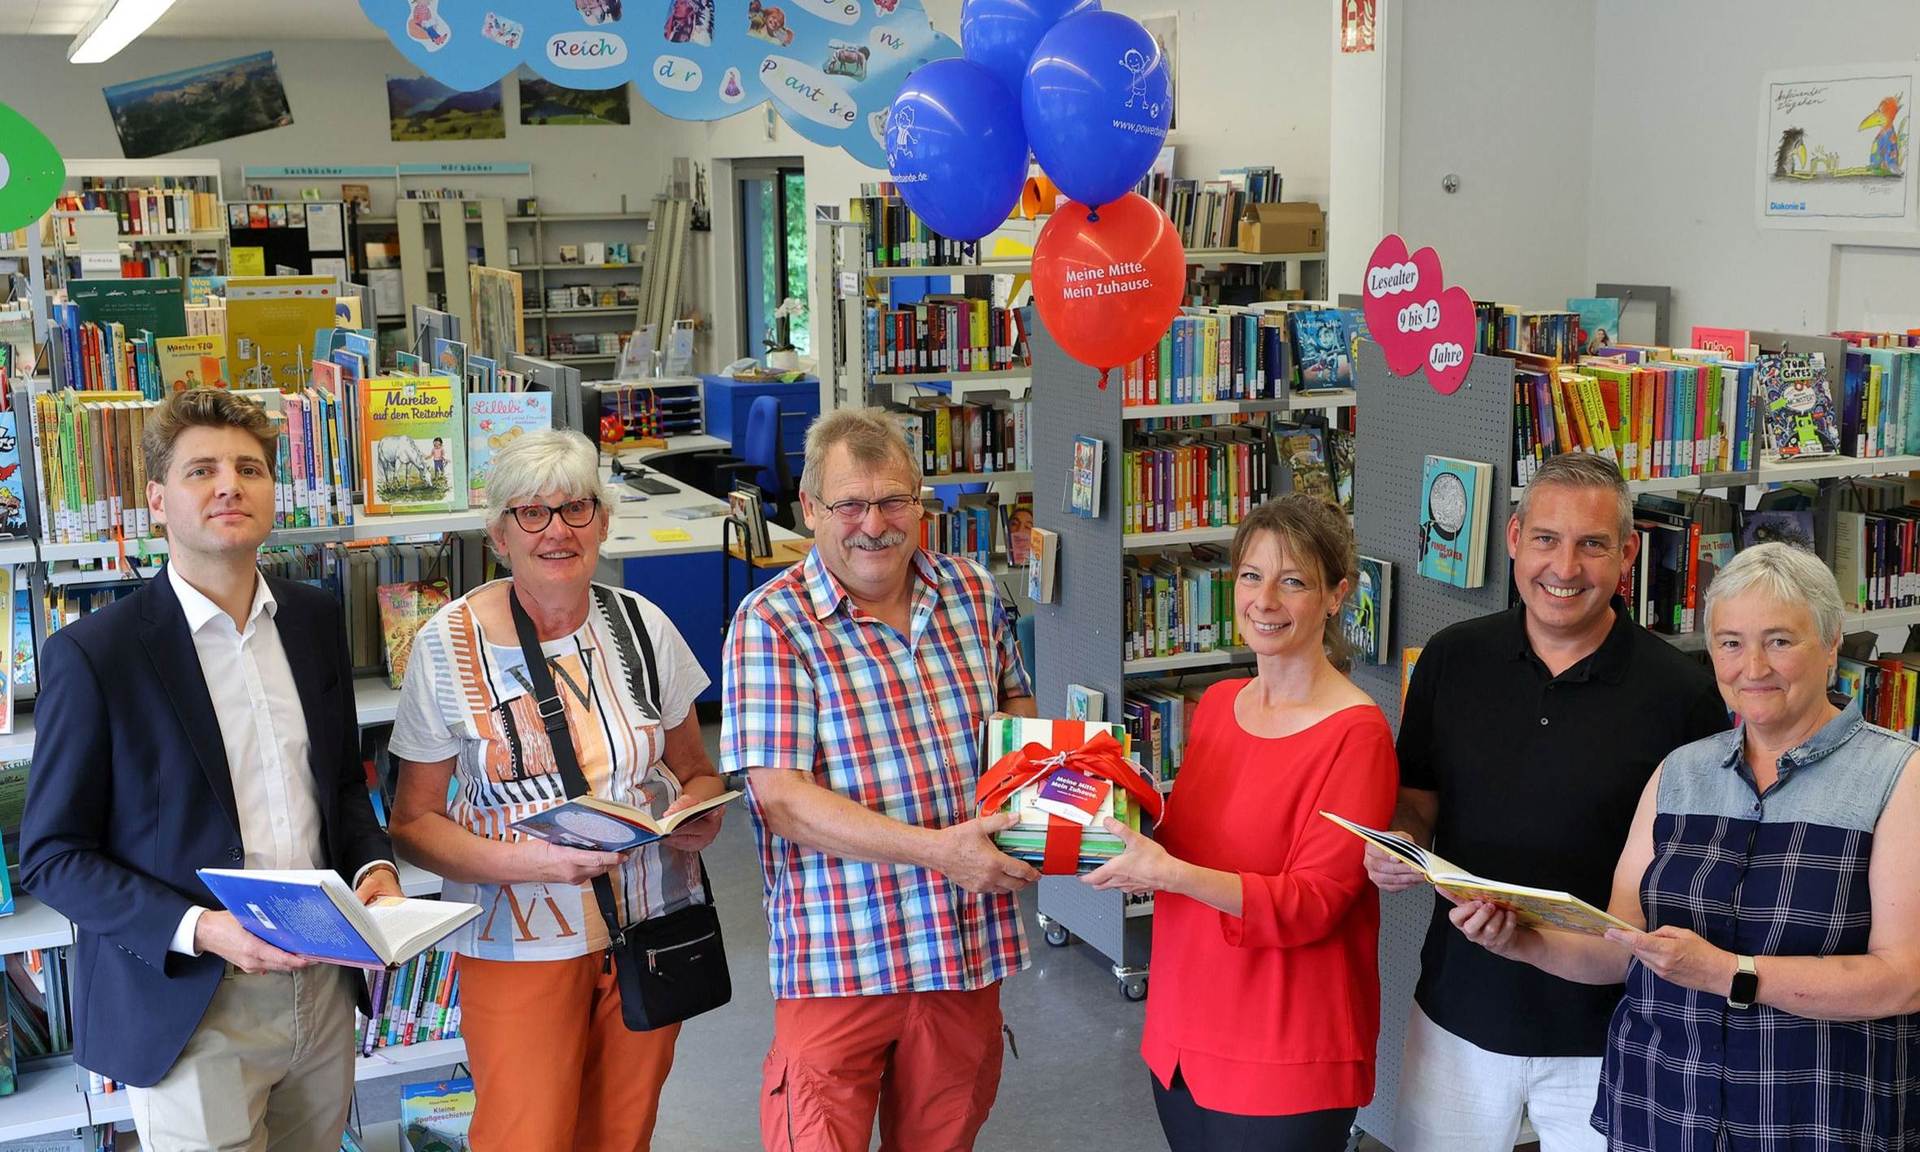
[599,444,805,703]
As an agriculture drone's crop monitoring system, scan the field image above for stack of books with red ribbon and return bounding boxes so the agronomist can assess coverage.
[976,717,1161,875]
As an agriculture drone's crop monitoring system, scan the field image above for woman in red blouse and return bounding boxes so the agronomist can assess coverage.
[1085,493,1399,1151]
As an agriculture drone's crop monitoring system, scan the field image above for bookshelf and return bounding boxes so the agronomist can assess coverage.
[1025,301,1334,1000]
[512,209,652,373]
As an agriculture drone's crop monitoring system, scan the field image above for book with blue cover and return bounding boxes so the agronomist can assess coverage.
[511,791,740,853]
[1417,455,1492,589]
[1567,297,1623,355]
[196,869,479,969]
[401,1077,476,1152]
[1290,308,1354,389]
[467,392,551,506]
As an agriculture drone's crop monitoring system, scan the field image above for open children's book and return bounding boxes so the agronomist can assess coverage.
[1318,812,1632,936]
[512,791,742,853]
[197,869,481,969]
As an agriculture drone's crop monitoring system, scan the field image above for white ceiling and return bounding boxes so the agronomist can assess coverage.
[0,0,386,40]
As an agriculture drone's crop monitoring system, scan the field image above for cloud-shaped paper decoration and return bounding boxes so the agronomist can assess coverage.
[0,102,65,234]
[357,0,958,168]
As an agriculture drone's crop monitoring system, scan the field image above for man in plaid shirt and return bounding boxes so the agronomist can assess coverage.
[722,408,1038,1152]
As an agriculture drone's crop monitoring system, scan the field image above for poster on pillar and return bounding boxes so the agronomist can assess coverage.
[1757,62,1917,230]
[1362,234,1474,396]
[356,0,958,168]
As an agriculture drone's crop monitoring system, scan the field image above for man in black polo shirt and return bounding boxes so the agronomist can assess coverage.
[1367,452,1726,1152]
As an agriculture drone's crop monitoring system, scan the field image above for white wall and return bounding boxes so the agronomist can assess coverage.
[1329,0,1398,298]
[1588,0,1920,338]
[1395,0,1595,307]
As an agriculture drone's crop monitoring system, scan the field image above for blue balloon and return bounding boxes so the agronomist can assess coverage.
[885,59,1030,242]
[961,0,1102,102]
[1022,11,1172,208]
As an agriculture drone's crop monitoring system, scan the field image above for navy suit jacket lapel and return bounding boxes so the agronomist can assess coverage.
[139,569,240,838]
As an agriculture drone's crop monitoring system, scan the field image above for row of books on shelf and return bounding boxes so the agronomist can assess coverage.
[26,376,553,546]
[547,332,627,357]
[863,300,1032,376]
[542,283,641,312]
[1608,478,1920,641]
[1121,425,1276,535]
[40,538,480,693]
[1123,547,1241,661]
[1134,163,1283,251]
[1122,685,1197,785]
[55,177,223,237]
[1510,352,1757,484]
[889,398,1032,477]
[360,947,462,1056]
[1119,305,1363,405]
[849,189,978,269]
[1499,312,1920,485]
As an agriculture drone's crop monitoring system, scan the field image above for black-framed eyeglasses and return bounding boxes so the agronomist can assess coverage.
[506,496,601,533]
[821,494,922,523]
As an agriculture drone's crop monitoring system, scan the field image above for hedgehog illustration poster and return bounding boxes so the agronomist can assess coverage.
[1760,63,1916,230]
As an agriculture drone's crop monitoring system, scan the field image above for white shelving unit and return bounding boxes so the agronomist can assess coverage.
[1122,647,1256,676]
[37,509,490,566]
[1123,525,1238,550]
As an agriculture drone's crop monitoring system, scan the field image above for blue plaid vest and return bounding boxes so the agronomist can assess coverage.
[1595,698,1918,1152]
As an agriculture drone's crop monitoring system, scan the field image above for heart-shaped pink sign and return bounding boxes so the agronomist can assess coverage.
[1361,233,1476,394]
[1425,286,1476,395]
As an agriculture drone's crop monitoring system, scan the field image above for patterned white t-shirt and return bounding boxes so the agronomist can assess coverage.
[388,579,710,961]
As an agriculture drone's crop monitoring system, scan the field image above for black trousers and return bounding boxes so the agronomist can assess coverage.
[1153,1069,1357,1152]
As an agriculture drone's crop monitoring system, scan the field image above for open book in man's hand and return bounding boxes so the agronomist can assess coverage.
[197,869,481,969]
[511,791,742,853]
[1319,811,1633,936]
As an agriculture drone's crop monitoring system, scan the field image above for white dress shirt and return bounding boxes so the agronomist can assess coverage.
[166,566,392,955]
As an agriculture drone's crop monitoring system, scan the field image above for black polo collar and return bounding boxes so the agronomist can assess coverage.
[1503,595,1637,685]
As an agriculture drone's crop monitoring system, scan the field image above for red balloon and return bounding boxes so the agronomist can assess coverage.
[1031,193,1185,384]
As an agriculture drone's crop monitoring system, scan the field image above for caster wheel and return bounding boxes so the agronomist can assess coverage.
[1121,977,1148,1002]
[1043,924,1071,947]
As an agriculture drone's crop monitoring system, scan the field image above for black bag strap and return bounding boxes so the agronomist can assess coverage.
[509,587,714,941]
[510,585,627,944]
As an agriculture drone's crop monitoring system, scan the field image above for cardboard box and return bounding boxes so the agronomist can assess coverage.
[1239,201,1326,254]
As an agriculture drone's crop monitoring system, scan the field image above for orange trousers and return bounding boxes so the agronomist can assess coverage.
[456,952,680,1151]
[760,983,1006,1152]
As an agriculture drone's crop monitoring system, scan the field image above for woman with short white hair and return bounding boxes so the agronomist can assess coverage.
[1450,540,1920,1152]
[387,428,727,1150]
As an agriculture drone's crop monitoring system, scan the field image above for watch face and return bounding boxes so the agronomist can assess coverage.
[1429,471,1468,538]
[1730,967,1759,1007]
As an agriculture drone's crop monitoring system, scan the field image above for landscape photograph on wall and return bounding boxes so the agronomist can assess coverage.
[387,75,507,141]
[518,73,631,126]
[103,52,293,158]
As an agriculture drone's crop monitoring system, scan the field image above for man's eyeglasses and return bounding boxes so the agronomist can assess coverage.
[820,494,922,523]
[506,496,601,533]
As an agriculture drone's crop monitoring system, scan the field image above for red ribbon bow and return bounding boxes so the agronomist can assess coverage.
[976,728,1164,875]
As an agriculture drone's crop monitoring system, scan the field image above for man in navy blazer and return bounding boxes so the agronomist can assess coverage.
[21,389,399,1152]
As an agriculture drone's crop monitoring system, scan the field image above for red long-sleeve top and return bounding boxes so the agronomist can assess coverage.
[1141,681,1399,1117]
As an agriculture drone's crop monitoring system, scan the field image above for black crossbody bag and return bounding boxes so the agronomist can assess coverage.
[510,586,731,1031]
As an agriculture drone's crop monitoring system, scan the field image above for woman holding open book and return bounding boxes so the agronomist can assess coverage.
[1452,541,1920,1152]
[387,429,730,1151]
[1082,493,1398,1151]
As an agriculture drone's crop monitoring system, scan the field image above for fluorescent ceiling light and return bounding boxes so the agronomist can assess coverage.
[68,0,180,64]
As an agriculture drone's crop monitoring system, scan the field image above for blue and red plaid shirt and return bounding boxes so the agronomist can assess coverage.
[721,547,1033,999]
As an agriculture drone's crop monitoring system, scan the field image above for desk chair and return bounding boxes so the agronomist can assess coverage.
[694,395,800,530]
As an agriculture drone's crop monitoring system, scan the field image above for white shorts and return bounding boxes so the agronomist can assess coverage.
[1391,1004,1605,1152]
